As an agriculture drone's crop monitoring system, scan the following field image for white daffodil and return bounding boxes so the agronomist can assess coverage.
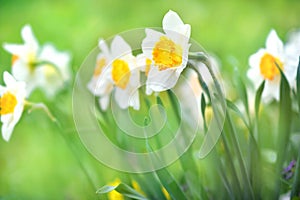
[3,24,71,97]
[247,29,297,102]
[141,10,191,95]
[0,72,26,142]
[87,39,114,110]
[88,36,140,110]
[284,30,300,88]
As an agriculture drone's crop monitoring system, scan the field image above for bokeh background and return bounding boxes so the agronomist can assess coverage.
[1,0,300,199]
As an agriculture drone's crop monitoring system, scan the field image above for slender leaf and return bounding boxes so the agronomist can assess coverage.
[234,75,249,116]
[143,102,188,200]
[226,99,250,130]
[291,148,300,199]
[291,147,300,198]
[145,142,188,200]
[273,64,292,198]
[255,81,265,119]
[97,183,148,200]
[296,57,300,112]
[201,93,208,132]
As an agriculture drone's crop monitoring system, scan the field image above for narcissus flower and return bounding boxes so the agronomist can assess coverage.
[0,72,26,142]
[247,30,297,102]
[142,10,191,95]
[3,24,71,97]
[284,30,300,88]
[88,36,140,110]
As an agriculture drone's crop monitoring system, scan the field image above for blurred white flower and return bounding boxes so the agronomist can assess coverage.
[87,39,114,110]
[247,29,297,103]
[3,24,71,97]
[284,30,300,88]
[142,10,191,95]
[0,72,26,142]
[88,36,140,110]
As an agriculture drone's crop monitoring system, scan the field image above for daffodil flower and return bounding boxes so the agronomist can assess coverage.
[3,25,71,97]
[284,30,300,88]
[247,29,297,102]
[0,72,26,142]
[87,39,114,110]
[141,10,191,95]
[88,36,140,110]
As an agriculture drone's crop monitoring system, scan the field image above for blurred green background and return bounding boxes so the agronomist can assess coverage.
[1,0,300,199]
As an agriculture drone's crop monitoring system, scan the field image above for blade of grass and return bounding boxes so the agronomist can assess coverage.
[296,57,300,112]
[255,81,265,120]
[97,183,148,200]
[273,64,292,198]
[201,93,208,132]
[291,147,300,198]
[225,111,255,199]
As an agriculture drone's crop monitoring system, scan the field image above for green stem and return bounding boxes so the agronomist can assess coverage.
[226,111,255,199]
[54,121,98,192]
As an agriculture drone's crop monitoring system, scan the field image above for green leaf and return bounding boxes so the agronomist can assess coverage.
[97,183,148,200]
[296,57,300,112]
[234,74,249,116]
[201,93,208,132]
[255,81,265,119]
[291,147,300,198]
[273,63,292,198]
[143,111,188,200]
[226,99,250,130]
[156,168,188,200]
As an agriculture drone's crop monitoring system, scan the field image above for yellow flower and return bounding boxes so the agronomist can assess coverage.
[107,179,124,200]
[131,180,146,196]
[141,10,191,94]
[0,72,26,141]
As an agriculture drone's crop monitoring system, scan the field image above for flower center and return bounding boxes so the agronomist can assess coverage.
[43,64,58,80]
[259,53,284,81]
[94,58,106,76]
[152,36,182,71]
[0,92,18,115]
[111,59,131,89]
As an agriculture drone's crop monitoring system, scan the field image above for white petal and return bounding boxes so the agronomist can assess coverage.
[262,80,280,102]
[39,44,71,81]
[128,90,140,110]
[146,67,179,93]
[114,88,130,109]
[1,104,23,142]
[247,67,263,90]
[142,28,165,59]
[266,29,283,56]
[110,35,132,59]
[136,53,148,72]
[3,44,27,57]
[99,94,111,110]
[163,11,191,37]
[98,39,110,56]
[249,49,265,69]
[2,121,14,142]
[3,71,17,86]
[21,24,39,52]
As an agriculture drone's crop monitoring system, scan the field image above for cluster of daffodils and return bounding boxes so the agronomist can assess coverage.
[3,25,71,97]
[1,25,71,141]
[88,10,191,110]
[247,29,300,102]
